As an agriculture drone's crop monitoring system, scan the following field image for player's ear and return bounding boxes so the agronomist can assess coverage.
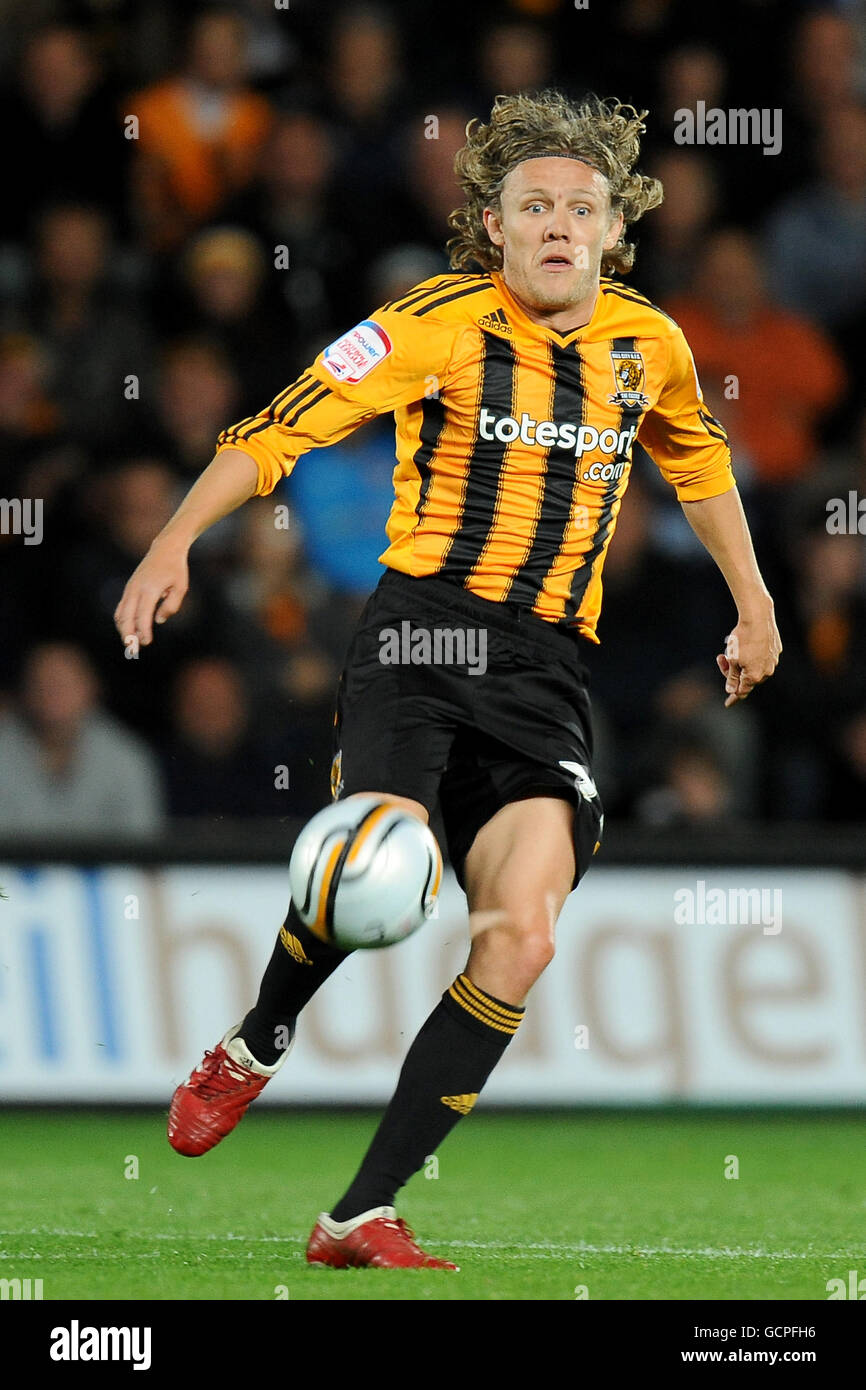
[603,210,625,252]
[483,206,505,249]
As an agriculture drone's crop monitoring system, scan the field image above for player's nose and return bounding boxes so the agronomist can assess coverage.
[543,209,571,240]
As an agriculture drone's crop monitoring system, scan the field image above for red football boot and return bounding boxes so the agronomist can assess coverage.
[306,1206,459,1270]
[167,1025,290,1156]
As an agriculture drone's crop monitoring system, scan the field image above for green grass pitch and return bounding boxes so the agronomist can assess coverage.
[0,1110,860,1301]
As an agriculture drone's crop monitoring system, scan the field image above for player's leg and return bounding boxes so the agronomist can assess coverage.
[234,790,426,1062]
[233,617,440,1067]
[306,575,600,1266]
[462,793,574,1001]
[238,792,428,1064]
[167,792,427,1158]
[309,794,574,1268]
[168,571,456,1157]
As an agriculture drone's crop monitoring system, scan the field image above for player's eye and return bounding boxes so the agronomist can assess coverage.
[527,203,546,213]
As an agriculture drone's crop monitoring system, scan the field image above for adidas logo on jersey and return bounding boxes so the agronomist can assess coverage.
[477,308,512,334]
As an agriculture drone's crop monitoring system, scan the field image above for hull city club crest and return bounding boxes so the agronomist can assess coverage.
[609,349,650,409]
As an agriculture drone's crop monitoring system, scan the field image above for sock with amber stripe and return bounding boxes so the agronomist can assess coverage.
[330,973,524,1221]
[239,902,351,1066]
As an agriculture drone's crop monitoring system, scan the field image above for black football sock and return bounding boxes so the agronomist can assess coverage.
[239,902,351,1066]
[330,973,524,1221]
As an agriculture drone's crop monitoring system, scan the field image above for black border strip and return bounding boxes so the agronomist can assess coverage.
[1,823,864,868]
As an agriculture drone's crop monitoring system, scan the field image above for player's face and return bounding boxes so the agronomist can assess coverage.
[484,157,623,317]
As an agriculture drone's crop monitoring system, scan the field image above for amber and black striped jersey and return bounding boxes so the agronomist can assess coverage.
[216,271,734,641]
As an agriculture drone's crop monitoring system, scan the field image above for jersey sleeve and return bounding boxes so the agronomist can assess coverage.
[214,308,459,496]
[637,325,736,502]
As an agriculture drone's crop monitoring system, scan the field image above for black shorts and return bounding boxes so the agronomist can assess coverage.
[330,569,604,891]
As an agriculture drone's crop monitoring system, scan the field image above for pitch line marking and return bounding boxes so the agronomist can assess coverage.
[0,1231,858,1263]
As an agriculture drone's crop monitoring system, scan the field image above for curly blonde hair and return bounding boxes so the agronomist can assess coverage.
[447,90,663,277]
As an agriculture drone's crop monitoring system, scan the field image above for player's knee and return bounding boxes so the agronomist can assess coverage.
[515,924,556,980]
[479,915,555,983]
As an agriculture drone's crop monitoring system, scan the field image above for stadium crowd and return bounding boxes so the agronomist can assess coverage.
[0,0,865,839]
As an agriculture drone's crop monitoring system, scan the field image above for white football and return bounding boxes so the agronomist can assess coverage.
[288,796,442,949]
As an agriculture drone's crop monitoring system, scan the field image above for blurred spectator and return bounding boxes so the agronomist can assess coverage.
[733,11,866,215]
[326,5,406,203]
[128,7,273,251]
[789,10,864,125]
[6,204,153,448]
[0,642,163,839]
[161,656,290,818]
[637,151,718,301]
[647,26,799,219]
[825,403,866,500]
[565,0,675,116]
[655,41,727,133]
[287,420,398,598]
[760,514,866,818]
[316,4,415,293]
[833,707,866,821]
[666,229,846,485]
[0,331,57,440]
[54,459,260,741]
[0,329,75,692]
[636,738,736,827]
[788,405,866,549]
[0,25,127,241]
[585,472,757,813]
[146,338,240,478]
[0,331,59,489]
[227,498,356,663]
[224,499,347,810]
[476,20,553,104]
[167,225,296,413]
[651,668,760,813]
[368,244,447,304]
[274,640,342,814]
[589,472,734,722]
[764,104,866,340]
[224,109,361,335]
[399,106,475,249]
[231,0,300,86]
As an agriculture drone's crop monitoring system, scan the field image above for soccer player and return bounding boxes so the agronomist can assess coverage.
[115,91,781,1270]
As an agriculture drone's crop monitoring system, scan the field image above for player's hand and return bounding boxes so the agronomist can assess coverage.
[716,604,782,708]
[114,539,189,652]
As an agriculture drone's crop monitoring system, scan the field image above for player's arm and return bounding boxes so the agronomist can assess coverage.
[680,487,781,706]
[637,324,781,706]
[114,446,260,649]
[115,309,457,649]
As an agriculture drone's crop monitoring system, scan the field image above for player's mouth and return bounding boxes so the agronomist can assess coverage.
[539,253,574,272]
